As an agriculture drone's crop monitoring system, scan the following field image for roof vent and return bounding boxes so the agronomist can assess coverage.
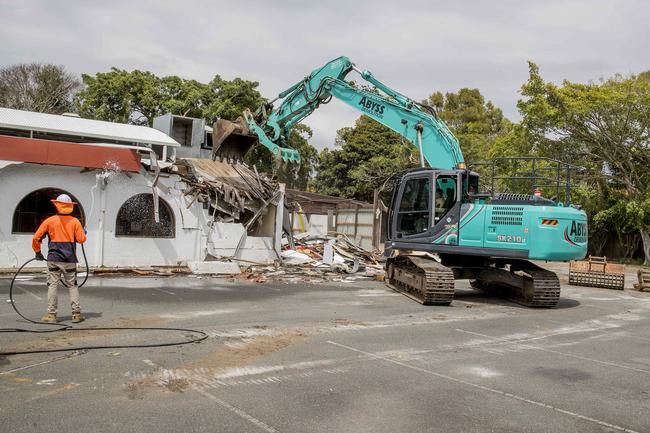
[61,112,81,118]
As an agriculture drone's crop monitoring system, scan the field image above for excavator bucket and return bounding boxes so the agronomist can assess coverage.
[212,118,301,163]
[569,255,625,290]
[212,118,258,162]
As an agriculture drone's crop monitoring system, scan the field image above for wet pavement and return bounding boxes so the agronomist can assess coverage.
[1,270,650,432]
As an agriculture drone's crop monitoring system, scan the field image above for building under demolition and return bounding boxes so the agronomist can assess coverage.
[0,108,285,270]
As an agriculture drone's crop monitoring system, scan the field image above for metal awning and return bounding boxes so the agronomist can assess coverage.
[0,107,180,147]
[0,135,142,172]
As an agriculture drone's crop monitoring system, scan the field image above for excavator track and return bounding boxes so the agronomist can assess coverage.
[386,255,455,305]
[470,260,560,308]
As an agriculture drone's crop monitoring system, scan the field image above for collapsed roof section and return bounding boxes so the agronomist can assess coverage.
[174,158,279,227]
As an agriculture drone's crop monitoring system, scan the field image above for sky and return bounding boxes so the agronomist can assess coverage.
[1,0,648,149]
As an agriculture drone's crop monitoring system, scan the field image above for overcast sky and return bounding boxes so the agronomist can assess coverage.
[1,0,648,149]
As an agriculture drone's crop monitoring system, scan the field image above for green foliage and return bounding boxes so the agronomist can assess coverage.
[0,63,80,114]
[518,62,650,195]
[75,69,265,126]
[75,67,318,189]
[422,88,511,163]
[204,76,265,121]
[313,115,419,201]
[246,124,319,190]
[76,68,171,125]
[591,198,650,258]
[159,76,214,119]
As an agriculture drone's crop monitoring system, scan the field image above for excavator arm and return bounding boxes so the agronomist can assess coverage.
[214,56,464,170]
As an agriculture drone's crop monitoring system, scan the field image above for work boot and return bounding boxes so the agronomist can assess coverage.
[41,313,57,323]
[71,312,85,323]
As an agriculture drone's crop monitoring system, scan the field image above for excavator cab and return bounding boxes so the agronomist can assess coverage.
[387,168,466,244]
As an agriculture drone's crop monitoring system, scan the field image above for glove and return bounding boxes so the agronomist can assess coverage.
[35,251,45,261]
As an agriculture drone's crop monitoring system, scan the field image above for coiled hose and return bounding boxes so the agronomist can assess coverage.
[0,244,207,356]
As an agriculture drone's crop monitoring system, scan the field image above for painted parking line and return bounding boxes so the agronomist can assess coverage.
[327,340,639,433]
[194,386,279,433]
[136,357,278,432]
[153,288,175,296]
[455,328,650,375]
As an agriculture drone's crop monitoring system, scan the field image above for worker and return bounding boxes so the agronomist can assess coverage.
[32,194,87,323]
[435,188,446,209]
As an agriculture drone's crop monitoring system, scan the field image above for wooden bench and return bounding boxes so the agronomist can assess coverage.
[633,269,650,292]
[569,256,625,290]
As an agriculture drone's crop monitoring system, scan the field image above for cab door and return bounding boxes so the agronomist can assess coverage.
[391,172,433,242]
[431,171,461,245]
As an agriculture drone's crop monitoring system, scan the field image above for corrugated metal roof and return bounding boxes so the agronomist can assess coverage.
[0,107,180,147]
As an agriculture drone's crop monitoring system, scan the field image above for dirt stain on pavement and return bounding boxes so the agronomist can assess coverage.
[182,328,315,371]
[330,318,368,327]
[0,374,33,384]
[164,378,189,393]
[125,378,155,400]
[123,327,316,399]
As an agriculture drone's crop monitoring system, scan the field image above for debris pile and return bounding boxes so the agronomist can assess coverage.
[174,158,279,224]
[232,232,385,284]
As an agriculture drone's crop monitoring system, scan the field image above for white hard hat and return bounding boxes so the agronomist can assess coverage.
[55,194,73,203]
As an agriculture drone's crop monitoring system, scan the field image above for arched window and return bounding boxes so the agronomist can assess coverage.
[12,188,85,234]
[115,194,175,238]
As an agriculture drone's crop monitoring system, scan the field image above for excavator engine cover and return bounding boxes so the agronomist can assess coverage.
[212,118,258,162]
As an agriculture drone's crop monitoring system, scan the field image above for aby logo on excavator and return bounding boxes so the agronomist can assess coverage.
[564,220,587,245]
[358,96,386,117]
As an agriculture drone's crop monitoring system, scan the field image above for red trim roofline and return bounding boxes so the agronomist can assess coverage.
[0,135,142,173]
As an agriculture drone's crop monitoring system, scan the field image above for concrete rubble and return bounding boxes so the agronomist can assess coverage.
[235,232,386,284]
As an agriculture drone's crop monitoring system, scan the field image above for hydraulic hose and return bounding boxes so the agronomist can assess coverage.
[0,244,208,356]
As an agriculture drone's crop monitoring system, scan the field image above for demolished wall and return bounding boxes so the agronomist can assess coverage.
[0,158,284,269]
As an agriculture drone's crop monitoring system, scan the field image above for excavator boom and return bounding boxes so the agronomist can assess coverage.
[213,56,463,169]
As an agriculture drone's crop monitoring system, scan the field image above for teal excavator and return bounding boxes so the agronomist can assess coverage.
[214,56,588,307]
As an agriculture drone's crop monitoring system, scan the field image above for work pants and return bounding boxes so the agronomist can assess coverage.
[47,261,81,314]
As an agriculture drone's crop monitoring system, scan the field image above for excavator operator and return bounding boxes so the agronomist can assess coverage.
[32,194,87,324]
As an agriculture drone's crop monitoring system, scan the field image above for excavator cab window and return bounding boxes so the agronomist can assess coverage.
[395,176,431,237]
[462,173,480,200]
[434,175,457,223]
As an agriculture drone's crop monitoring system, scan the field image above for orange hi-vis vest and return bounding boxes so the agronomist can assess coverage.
[32,215,87,263]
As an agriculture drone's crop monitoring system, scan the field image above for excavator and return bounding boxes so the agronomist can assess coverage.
[214,56,588,307]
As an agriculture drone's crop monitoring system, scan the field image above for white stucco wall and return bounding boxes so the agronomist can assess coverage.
[0,162,281,269]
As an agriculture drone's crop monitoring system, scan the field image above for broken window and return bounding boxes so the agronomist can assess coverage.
[12,188,85,234]
[115,193,175,238]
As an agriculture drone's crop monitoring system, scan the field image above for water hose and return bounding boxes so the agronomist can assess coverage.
[0,244,208,356]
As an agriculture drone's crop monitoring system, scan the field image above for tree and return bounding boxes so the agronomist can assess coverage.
[204,76,265,121]
[245,124,319,190]
[159,75,215,119]
[313,115,420,201]
[75,68,166,125]
[75,69,264,127]
[518,62,650,263]
[0,63,81,114]
[422,88,511,163]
